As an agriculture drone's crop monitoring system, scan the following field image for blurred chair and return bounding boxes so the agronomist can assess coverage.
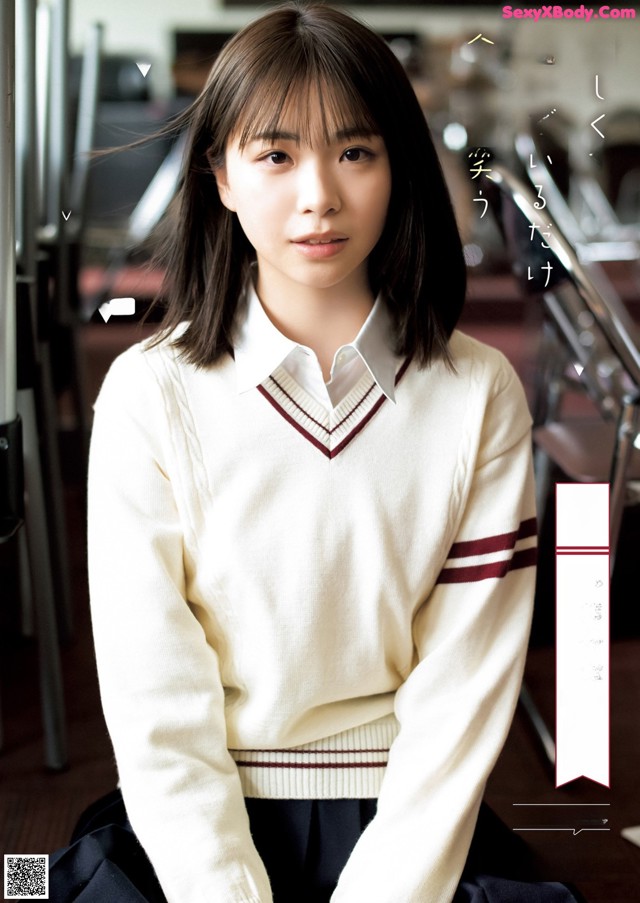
[484,163,640,577]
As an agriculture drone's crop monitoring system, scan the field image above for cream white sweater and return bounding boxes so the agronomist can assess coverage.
[87,329,537,903]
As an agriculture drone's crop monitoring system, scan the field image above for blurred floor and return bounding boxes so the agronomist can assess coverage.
[1,280,640,901]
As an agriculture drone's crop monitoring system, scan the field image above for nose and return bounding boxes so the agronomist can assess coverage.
[296,159,341,217]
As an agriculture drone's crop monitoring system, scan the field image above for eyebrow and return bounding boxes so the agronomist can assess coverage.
[248,126,379,144]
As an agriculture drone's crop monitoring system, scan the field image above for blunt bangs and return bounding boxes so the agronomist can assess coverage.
[234,73,380,152]
[202,6,393,165]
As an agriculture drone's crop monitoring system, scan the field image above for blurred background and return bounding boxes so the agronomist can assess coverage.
[1,2,640,901]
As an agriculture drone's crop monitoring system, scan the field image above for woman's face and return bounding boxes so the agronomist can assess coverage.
[214,92,392,306]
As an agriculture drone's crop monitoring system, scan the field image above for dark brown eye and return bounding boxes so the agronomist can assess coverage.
[267,152,289,165]
[342,148,371,162]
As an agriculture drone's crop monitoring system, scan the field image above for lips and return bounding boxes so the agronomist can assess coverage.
[292,233,348,244]
[291,234,348,259]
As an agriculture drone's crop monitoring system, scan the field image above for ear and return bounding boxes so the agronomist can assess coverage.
[214,164,236,212]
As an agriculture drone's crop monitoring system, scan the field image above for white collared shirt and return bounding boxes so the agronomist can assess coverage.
[234,283,398,410]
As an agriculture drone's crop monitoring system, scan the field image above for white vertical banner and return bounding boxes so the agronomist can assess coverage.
[556,483,610,788]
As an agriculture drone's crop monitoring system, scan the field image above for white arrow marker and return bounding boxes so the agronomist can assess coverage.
[99,297,136,323]
[62,210,71,221]
[136,62,151,78]
[590,114,606,139]
[622,825,640,849]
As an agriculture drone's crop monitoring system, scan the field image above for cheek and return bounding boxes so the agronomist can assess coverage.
[234,183,287,236]
[233,200,278,251]
[233,209,260,247]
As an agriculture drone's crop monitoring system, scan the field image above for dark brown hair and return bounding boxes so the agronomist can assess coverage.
[149,2,466,368]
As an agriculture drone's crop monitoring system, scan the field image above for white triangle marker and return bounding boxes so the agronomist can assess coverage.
[622,825,640,849]
[136,62,151,78]
[62,210,71,221]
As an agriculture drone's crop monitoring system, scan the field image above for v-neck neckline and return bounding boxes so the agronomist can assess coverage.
[257,356,412,459]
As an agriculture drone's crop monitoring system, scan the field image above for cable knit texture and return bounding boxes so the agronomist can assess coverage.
[87,329,536,903]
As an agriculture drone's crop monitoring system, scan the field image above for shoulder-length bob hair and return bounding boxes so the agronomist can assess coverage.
[151,1,466,368]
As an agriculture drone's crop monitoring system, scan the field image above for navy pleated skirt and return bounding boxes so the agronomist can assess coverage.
[49,790,585,902]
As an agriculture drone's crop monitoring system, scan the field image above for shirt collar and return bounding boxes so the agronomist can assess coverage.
[234,283,299,394]
[234,282,398,402]
[352,293,398,403]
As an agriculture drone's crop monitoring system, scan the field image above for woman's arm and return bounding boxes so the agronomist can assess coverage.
[332,360,537,903]
[88,346,272,903]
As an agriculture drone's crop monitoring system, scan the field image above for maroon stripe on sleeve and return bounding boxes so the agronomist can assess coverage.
[447,517,538,559]
[511,546,538,571]
[517,516,538,540]
[436,545,538,585]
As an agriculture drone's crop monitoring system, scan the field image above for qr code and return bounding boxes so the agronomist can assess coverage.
[4,854,49,899]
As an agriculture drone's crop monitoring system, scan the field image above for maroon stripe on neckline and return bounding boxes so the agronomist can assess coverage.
[330,393,386,458]
[257,385,331,458]
[268,373,378,437]
[332,381,377,431]
[268,375,331,435]
[258,355,412,459]
[436,545,538,585]
[393,354,413,386]
[328,355,413,458]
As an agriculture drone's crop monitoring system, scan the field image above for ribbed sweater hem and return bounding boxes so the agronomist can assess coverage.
[230,714,398,799]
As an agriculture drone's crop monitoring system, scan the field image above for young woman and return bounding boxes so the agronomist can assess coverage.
[51,4,582,902]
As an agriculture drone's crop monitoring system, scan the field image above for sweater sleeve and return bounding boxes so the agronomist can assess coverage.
[331,358,537,903]
[87,346,272,903]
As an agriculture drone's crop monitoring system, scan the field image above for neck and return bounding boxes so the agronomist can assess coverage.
[256,273,374,381]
